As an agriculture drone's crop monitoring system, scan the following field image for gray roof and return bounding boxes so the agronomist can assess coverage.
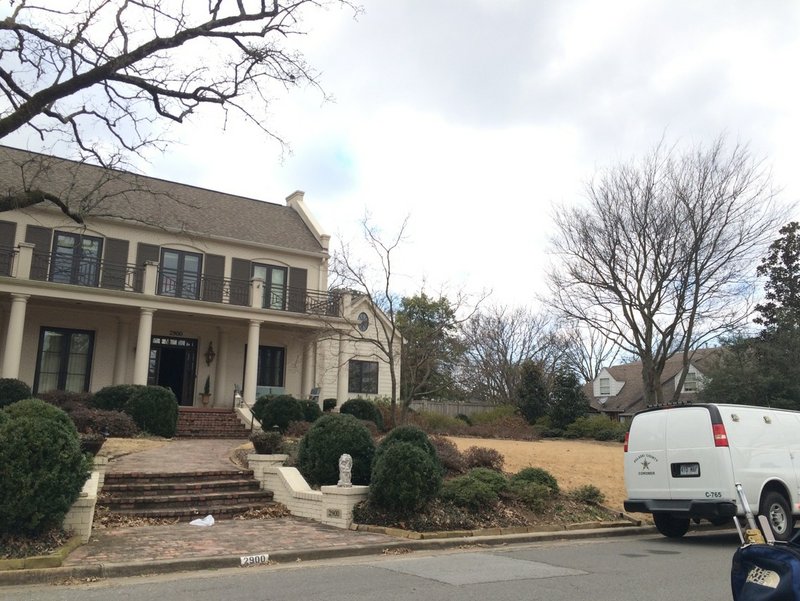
[0,145,324,254]
[585,348,721,416]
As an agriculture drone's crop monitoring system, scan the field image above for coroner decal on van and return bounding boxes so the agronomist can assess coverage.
[633,453,658,475]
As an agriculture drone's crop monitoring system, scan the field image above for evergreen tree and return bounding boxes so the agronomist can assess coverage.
[548,370,590,430]
[516,360,549,424]
[755,221,800,332]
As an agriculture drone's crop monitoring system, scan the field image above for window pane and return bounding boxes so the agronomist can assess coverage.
[267,267,286,309]
[348,360,378,394]
[35,328,93,393]
[51,234,76,283]
[257,346,285,387]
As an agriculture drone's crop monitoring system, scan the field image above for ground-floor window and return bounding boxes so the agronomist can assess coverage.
[257,345,285,387]
[348,359,378,394]
[34,327,94,393]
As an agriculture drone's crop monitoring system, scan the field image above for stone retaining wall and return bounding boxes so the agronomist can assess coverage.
[62,471,99,543]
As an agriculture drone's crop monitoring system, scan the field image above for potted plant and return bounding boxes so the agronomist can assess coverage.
[250,430,284,454]
[200,375,212,406]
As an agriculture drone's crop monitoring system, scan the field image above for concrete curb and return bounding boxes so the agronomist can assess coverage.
[0,524,657,587]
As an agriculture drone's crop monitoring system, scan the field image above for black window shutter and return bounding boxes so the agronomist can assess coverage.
[0,220,17,276]
[100,238,130,290]
[134,242,160,292]
[288,267,307,313]
[230,258,251,306]
[25,225,52,280]
[202,254,225,302]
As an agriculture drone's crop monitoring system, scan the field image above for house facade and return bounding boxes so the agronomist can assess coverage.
[584,348,719,422]
[0,146,399,409]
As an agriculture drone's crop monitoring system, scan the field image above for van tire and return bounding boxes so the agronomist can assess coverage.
[760,491,793,541]
[653,513,690,538]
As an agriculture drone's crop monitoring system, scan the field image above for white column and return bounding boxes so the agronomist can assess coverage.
[302,339,316,399]
[244,319,261,404]
[113,318,131,384]
[132,308,155,385]
[336,333,348,404]
[214,328,228,407]
[1,294,29,379]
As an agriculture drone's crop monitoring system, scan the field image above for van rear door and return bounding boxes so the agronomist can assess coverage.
[625,409,671,500]
[665,406,735,502]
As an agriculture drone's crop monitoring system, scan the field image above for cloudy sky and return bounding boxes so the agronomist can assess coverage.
[17,1,800,306]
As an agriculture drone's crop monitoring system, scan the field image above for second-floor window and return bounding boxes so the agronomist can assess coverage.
[253,263,287,310]
[50,232,103,286]
[683,371,698,392]
[159,249,202,299]
[599,377,611,396]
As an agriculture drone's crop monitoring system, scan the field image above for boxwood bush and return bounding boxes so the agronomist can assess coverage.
[297,413,375,486]
[124,386,178,437]
[439,467,508,510]
[373,425,439,470]
[340,398,384,431]
[298,399,323,423]
[509,467,559,495]
[250,430,284,454]
[565,415,628,442]
[322,398,337,412]
[3,398,77,434]
[0,378,32,409]
[91,384,146,411]
[369,442,442,513]
[0,409,90,534]
[255,395,305,433]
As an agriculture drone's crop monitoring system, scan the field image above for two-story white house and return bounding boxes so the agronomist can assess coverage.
[0,145,399,411]
[584,348,719,422]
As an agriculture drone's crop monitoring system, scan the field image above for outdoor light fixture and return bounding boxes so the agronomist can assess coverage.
[204,341,216,365]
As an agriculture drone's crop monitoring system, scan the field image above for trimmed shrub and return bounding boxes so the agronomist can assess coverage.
[3,398,77,434]
[298,399,323,423]
[429,435,466,476]
[569,484,606,504]
[463,446,505,471]
[455,413,473,426]
[322,398,337,412]
[297,414,375,486]
[373,425,439,470]
[67,405,139,437]
[0,378,32,409]
[285,420,312,438]
[369,442,442,513]
[124,386,178,437]
[0,416,90,534]
[510,481,551,512]
[340,398,384,431]
[466,467,509,496]
[252,394,274,422]
[256,395,304,433]
[510,467,559,495]
[440,473,501,510]
[565,415,628,442]
[250,430,284,454]
[91,384,145,411]
[36,390,93,412]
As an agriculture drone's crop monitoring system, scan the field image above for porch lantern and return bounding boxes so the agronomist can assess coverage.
[204,341,216,366]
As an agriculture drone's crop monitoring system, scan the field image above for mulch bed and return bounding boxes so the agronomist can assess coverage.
[1,529,71,560]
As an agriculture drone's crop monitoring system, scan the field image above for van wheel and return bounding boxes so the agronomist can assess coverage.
[653,513,690,538]
[760,491,793,542]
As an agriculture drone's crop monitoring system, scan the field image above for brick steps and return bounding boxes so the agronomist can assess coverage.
[175,408,251,439]
[101,469,273,520]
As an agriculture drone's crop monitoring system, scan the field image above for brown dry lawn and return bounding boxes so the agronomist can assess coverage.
[447,437,628,512]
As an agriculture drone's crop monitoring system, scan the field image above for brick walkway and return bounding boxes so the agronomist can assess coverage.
[65,439,394,567]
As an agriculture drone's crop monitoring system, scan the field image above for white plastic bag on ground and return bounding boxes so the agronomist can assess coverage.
[189,514,215,527]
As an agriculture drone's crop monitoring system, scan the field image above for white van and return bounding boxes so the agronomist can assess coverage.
[624,403,800,540]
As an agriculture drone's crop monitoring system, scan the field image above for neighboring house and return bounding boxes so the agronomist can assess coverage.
[0,146,400,408]
[584,348,719,422]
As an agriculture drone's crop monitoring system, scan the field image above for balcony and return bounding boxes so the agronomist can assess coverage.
[2,247,342,318]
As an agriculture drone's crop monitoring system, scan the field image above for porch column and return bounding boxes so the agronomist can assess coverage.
[214,328,228,407]
[12,242,34,280]
[132,308,155,385]
[336,333,348,404]
[113,318,131,384]
[1,294,29,379]
[244,319,262,404]
[302,339,316,399]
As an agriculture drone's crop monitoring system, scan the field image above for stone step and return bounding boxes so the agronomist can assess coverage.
[102,489,274,511]
[105,503,274,521]
[105,469,254,486]
[102,477,260,496]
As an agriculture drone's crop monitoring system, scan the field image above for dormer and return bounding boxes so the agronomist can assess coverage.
[593,368,624,397]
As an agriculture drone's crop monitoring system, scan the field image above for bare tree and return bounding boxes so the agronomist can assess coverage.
[457,305,569,404]
[561,321,621,383]
[548,136,787,405]
[329,216,407,428]
[0,0,356,216]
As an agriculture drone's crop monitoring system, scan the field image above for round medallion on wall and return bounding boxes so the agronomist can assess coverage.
[357,312,369,332]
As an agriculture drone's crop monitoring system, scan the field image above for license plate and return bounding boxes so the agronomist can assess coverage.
[679,463,700,477]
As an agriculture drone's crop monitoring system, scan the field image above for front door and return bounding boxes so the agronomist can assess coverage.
[148,336,197,406]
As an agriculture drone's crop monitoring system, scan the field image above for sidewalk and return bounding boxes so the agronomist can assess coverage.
[0,438,653,586]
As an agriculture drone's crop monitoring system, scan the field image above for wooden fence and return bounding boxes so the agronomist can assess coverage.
[407,399,501,418]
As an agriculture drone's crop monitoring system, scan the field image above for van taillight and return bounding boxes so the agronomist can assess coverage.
[624,432,629,452]
[712,423,729,447]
